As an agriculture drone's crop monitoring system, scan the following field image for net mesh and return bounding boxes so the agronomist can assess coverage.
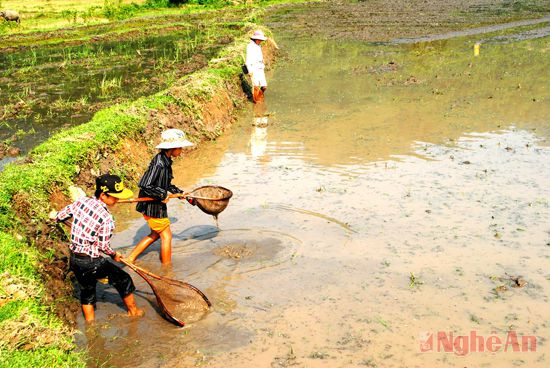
[145,275,210,325]
[191,186,233,216]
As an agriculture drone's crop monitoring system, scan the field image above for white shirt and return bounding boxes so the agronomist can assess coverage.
[245,40,265,73]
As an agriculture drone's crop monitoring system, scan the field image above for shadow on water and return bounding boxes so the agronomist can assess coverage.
[75,226,305,367]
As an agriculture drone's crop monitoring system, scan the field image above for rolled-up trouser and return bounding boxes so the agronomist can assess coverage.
[70,253,135,305]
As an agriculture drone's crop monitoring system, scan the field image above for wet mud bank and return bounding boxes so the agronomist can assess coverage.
[0,26,278,364]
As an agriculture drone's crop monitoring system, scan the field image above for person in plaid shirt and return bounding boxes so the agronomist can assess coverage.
[53,174,143,322]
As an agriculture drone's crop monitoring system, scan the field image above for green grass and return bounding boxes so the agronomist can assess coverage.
[0,101,146,229]
[0,347,85,368]
[0,233,38,278]
[0,0,302,42]
[0,232,85,367]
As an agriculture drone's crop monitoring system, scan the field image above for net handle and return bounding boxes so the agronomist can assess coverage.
[59,220,211,326]
[118,192,224,203]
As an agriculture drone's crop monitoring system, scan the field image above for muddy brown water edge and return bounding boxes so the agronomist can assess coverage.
[73,3,550,368]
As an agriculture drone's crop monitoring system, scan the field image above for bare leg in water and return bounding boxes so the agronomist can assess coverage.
[127,231,159,263]
[82,294,143,322]
[253,86,267,103]
[159,226,172,265]
[127,226,172,265]
[123,294,144,317]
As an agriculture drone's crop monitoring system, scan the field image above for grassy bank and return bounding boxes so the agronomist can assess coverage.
[0,233,84,368]
[0,6,278,364]
[0,23,242,157]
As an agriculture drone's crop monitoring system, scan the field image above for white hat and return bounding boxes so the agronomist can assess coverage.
[155,129,195,149]
[250,30,267,41]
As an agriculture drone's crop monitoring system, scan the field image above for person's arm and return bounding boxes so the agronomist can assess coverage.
[245,42,254,73]
[55,201,76,222]
[138,163,168,200]
[168,183,183,194]
[246,43,262,74]
[97,218,116,257]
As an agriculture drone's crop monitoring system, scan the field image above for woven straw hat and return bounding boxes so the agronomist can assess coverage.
[156,129,195,149]
[250,30,267,41]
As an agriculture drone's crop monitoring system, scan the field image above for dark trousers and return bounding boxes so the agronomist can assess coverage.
[70,254,135,305]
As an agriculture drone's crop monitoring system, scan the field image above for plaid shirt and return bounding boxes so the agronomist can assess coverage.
[56,197,116,258]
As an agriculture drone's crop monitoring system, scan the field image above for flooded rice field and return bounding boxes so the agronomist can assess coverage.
[77,6,548,368]
[0,26,235,163]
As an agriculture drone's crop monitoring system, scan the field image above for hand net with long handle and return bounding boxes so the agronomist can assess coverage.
[190,186,233,217]
[122,260,210,326]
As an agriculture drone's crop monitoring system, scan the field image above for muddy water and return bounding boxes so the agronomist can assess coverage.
[392,16,550,43]
[77,20,549,368]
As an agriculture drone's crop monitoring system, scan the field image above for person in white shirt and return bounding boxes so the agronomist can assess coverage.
[245,30,268,103]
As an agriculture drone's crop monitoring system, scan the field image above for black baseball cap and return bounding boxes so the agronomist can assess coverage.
[95,174,133,199]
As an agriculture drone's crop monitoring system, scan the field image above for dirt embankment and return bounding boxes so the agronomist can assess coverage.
[11,33,278,327]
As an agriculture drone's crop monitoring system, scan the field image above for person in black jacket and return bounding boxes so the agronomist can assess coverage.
[127,129,195,265]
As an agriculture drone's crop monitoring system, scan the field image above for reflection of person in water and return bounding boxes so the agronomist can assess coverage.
[254,115,268,128]
[246,30,268,104]
[250,125,268,158]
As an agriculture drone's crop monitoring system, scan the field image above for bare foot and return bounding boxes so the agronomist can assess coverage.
[123,294,142,317]
[127,308,144,318]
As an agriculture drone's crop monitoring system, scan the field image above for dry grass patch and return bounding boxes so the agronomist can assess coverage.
[0,311,73,351]
[0,273,40,308]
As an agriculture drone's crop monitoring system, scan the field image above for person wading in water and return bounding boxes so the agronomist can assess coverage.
[246,30,268,103]
[127,129,196,265]
[52,174,143,322]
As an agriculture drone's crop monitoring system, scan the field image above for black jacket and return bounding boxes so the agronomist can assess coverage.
[136,152,183,218]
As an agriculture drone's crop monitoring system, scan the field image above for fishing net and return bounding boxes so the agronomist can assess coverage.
[190,186,233,217]
[125,261,210,326]
[144,275,210,326]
